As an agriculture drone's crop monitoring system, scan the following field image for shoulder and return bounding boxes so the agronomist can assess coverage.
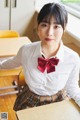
[22,41,40,50]
[63,45,80,63]
[19,41,40,57]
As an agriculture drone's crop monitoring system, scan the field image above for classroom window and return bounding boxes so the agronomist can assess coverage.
[61,0,80,18]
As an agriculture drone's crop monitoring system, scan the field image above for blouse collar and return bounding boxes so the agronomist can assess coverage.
[39,41,64,62]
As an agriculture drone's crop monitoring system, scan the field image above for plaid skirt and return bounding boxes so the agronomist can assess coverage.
[13,84,68,111]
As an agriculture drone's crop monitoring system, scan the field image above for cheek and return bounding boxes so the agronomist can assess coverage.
[37,28,41,36]
[37,31,41,39]
[37,29,44,38]
[57,30,63,38]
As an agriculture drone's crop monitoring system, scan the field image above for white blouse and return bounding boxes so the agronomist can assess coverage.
[0,41,80,107]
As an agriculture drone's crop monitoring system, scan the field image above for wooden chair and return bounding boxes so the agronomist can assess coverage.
[18,70,26,86]
[13,70,26,93]
[0,30,19,38]
[0,67,26,96]
[0,68,22,96]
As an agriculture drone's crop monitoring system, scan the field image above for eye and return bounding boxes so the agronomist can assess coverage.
[54,25,61,29]
[40,23,48,27]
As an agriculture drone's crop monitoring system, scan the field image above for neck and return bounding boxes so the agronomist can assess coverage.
[41,42,60,58]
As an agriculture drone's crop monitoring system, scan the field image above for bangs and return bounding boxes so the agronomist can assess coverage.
[41,12,61,25]
[37,3,68,30]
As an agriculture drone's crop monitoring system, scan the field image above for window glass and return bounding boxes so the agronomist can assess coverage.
[61,0,80,18]
[35,0,80,18]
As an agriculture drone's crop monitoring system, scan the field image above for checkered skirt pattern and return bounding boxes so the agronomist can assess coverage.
[13,84,67,111]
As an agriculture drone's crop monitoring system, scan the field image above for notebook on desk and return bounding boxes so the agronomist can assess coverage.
[16,99,80,120]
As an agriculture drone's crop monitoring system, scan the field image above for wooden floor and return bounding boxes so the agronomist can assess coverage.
[0,76,18,120]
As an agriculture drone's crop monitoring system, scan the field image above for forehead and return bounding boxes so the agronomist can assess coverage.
[41,16,58,24]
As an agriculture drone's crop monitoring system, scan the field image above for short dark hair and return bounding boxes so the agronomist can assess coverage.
[37,3,68,30]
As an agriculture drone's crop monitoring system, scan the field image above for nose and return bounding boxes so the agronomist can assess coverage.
[47,26,54,36]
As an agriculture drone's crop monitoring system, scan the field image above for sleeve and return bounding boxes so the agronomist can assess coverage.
[0,45,24,70]
[65,54,80,107]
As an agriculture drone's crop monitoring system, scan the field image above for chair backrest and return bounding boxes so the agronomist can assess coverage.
[0,30,19,38]
[19,70,26,86]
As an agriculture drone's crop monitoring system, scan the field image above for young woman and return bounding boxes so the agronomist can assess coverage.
[0,3,80,111]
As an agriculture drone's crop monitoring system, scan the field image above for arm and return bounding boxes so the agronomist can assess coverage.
[0,45,24,70]
[65,55,80,107]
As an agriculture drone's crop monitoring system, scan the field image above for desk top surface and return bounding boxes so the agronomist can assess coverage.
[16,100,80,120]
[0,37,31,57]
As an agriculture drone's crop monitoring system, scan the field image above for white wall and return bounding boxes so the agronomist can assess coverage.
[11,0,35,36]
[0,0,35,36]
[0,0,9,29]
[35,0,59,11]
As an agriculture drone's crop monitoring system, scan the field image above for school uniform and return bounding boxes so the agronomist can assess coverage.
[0,41,80,110]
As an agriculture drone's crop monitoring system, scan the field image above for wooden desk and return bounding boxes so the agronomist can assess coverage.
[0,37,31,57]
[16,99,80,120]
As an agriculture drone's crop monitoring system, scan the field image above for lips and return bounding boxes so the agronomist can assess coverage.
[45,38,53,41]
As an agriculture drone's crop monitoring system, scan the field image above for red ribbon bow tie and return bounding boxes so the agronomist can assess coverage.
[37,57,59,73]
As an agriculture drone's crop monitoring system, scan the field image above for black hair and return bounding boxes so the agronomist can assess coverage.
[37,3,68,30]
